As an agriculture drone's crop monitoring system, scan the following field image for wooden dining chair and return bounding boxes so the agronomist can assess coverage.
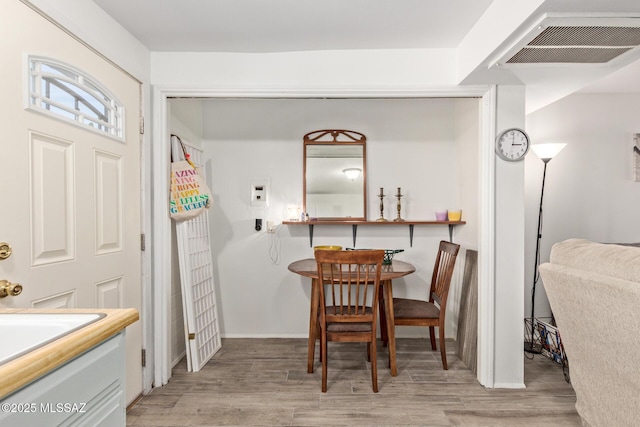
[315,249,384,392]
[382,240,460,370]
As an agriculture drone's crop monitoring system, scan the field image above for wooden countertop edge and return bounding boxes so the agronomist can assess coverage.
[0,308,139,399]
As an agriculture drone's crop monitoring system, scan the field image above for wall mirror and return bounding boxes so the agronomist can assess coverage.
[304,129,367,220]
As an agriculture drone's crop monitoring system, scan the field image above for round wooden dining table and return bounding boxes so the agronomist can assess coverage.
[288,258,416,376]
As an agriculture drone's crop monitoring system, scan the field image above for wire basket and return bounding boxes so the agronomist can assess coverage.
[525,317,570,383]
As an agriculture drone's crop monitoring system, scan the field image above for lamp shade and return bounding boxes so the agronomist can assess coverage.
[531,143,567,162]
[343,168,361,180]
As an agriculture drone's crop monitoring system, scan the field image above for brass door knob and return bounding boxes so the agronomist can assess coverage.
[0,243,11,260]
[0,280,22,298]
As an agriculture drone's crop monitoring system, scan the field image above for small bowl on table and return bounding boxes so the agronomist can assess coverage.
[314,245,342,251]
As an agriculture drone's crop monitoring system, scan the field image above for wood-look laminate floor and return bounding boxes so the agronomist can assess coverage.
[127,338,580,427]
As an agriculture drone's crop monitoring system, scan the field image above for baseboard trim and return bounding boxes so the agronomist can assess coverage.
[492,382,526,389]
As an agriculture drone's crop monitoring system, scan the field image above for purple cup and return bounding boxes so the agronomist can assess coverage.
[435,210,448,221]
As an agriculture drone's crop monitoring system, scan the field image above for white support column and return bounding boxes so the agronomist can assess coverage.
[492,85,527,388]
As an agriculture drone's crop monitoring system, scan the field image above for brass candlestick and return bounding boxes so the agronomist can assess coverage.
[393,187,404,222]
[376,187,388,222]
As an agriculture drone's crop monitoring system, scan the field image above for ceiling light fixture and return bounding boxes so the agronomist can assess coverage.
[343,168,361,180]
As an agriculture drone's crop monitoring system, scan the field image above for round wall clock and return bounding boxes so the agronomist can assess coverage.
[495,128,530,162]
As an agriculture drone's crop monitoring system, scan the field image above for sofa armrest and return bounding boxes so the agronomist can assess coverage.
[539,253,640,427]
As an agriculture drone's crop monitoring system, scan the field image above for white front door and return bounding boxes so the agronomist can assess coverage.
[0,2,143,404]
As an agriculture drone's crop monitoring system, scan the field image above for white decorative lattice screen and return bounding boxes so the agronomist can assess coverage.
[171,135,221,372]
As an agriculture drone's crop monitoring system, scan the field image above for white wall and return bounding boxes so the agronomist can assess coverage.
[454,99,481,249]
[446,98,481,342]
[151,49,456,88]
[170,99,204,148]
[26,0,149,81]
[200,98,480,338]
[525,92,640,319]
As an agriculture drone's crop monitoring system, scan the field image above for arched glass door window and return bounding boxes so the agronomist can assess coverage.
[28,56,124,141]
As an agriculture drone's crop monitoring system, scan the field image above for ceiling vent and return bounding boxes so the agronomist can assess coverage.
[496,16,640,66]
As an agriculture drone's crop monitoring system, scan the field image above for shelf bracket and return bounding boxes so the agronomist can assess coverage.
[409,224,414,247]
[352,224,358,247]
[448,224,454,242]
[308,224,314,247]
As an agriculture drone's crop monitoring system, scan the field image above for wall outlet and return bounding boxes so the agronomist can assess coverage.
[266,220,277,233]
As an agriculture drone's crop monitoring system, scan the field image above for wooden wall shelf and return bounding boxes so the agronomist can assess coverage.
[282,220,466,247]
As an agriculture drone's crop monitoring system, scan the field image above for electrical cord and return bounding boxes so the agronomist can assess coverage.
[268,224,281,265]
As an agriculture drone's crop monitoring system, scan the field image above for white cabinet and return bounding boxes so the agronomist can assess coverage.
[0,332,126,426]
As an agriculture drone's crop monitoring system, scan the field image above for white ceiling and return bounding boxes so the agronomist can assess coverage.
[93,0,640,110]
[93,0,493,53]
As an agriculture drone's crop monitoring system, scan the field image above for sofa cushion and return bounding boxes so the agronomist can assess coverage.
[549,238,640,283]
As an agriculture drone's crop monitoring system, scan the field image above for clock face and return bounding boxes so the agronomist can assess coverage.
[496,128,530,162]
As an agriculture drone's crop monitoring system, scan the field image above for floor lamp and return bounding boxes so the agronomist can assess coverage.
[525,142,567,353]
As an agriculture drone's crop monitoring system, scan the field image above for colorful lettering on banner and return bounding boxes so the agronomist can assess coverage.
[174,169,197,178]
[169,159,213,221]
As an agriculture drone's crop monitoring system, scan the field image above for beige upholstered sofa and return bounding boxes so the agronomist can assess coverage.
[539,238,640,427]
